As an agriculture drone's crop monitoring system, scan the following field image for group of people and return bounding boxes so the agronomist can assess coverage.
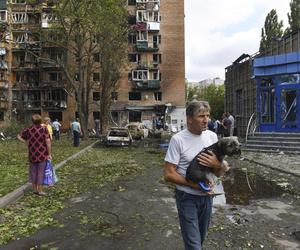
[16,101,233,249]
[208,111,235,138]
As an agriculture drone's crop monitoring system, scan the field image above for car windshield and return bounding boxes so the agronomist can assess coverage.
[109,131,129,137]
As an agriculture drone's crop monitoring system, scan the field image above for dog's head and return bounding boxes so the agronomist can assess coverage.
[218,137,241,156]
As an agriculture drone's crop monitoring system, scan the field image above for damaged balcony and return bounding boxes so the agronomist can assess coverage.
[41,89,67,110]
[14,71,40,88]
[136,10,160,31]
[12,90,41,110]
[131,69,160,90]
[136,41,159,52]
[12,51,39,70]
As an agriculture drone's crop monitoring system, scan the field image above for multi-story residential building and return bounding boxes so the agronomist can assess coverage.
[0,0,185,131]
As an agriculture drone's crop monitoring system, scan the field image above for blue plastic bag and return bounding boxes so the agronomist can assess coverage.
[43,160,58,186]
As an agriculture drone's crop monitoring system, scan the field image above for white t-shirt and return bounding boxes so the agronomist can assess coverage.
[164,129,218,195]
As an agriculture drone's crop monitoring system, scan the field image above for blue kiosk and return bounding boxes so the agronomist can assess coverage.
[253,51,300,133]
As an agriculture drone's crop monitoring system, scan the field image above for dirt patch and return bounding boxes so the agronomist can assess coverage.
[1,146,300,250]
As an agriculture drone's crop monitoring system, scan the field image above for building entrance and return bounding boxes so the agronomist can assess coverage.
[276,84,300,132]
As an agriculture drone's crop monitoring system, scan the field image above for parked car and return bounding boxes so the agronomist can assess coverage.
[105,127,132,146]
[125,123,149,140]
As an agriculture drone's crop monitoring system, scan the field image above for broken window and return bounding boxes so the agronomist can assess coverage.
[14,33,28,43]
[132,70,148,80]
[153,35,161,48]
[154,92,162,101]
[13,53,25,67]
[136,10,148,22]
[128,53,140,63]
[128,0,136,5]
[128,34,137,44]
[0,10,7,22]
[11,12,28,24]
[49,111,62,121]
[48,48,64,62]
[152,53,161,64]
[93,73,100,82]
[42,89,67,109]
[11,0,26,3]
[136,31,148,41]
[151,69,159,80]
[48,72,62,82]
[129,92,141,100]
[93,92,100,101]
[93,53,100,62]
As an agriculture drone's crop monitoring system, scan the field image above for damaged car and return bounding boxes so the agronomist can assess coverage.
[105,127,132,147]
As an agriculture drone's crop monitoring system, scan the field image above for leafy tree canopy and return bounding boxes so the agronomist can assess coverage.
[259,9,283,53]
[288,0,300,32]
[186,83,225,120]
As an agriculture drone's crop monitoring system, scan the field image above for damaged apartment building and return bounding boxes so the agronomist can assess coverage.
[0,0,185,131]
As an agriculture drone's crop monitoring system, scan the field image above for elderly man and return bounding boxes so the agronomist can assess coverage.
[17,114,51,196]
[164,101,227,250]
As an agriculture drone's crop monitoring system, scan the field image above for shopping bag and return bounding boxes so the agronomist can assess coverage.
[43,160,56,186]
[53,167,59,184]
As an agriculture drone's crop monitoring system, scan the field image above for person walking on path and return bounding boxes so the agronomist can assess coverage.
[222,113,232,137]
[71,118,82,147]
[52,119,62,140]
[17,114,51,196]
[43,117,53,140]
[164,101,227,250]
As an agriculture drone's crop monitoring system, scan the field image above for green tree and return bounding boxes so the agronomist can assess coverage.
[287,0,300,32]
[259,9,284,53]
[45,0,128,136]
[186,84,224,119]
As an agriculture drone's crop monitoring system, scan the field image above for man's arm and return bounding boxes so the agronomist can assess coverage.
[46,138,52,160]
[164,162,199,190]
[197,151,227,177]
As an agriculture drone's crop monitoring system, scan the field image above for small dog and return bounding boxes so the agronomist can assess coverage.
[186,137,241,192]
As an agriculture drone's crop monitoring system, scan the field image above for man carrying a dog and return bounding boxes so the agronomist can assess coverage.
[164,101,227,250]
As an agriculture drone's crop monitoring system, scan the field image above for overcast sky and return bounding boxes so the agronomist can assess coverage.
[185,0,291,82]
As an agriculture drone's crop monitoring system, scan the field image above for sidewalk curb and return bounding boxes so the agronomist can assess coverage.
[0,140,100,208]
[243,157,300,178]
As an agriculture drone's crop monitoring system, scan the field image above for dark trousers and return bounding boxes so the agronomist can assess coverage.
[53,130,60,140]
[73,131,80,147]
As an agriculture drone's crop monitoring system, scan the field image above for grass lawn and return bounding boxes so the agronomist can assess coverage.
[0,146,165,245]
[0,137,95,197]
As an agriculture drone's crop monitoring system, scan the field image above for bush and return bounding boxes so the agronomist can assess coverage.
[1,121,25,138]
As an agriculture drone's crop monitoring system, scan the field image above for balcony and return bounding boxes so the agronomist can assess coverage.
[42,100,67,110]
[136,41,158,52]
[0,99,8,109]
[0,81,8,89]
[0,60,8,70]
[136,61,158,70]
[133,79,160,90]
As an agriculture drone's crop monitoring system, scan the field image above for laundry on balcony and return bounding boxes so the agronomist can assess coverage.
[131,22,146,31]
